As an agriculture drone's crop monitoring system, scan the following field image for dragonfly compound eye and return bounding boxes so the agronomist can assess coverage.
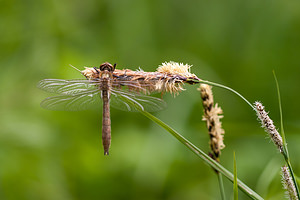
[100,62,114,72]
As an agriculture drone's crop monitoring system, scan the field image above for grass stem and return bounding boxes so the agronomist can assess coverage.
[217,172,226,200]
[188,79,254,110]
[138,109,263,200]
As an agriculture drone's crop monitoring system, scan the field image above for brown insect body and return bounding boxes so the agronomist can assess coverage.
[98,63,115,155]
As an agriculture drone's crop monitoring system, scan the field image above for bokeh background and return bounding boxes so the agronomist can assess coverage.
[1,0,300,199]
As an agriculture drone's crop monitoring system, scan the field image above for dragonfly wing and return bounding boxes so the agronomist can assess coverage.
[109,89,167,112]
[38,79,99,95]
[38,78,166,112]
[40,89,102,111]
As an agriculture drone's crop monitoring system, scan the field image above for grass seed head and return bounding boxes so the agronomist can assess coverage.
[157,61,196,78]
[254,101,283,152]
[281,166,298,200]
[81,67,99,79]
[199,84,225,161]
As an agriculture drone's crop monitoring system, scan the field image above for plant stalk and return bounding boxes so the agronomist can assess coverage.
[217,172,226,200]
[138,110,263,200]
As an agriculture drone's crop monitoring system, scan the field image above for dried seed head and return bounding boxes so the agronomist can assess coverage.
[155,61,200,95]
[79,62,201,96]
[281,166,298,200]
[199,84,225,161]
[254,101,283,152]
[157,61,196,78]
[81,67,99,79]
[154,80,185,95]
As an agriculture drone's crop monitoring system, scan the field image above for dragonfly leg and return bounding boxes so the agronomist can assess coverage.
[113,74,120,78]
[93,67,100,74]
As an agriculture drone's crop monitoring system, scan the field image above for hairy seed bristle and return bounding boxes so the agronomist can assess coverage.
[254,101,283,152]
[69,64,83,73]
[157,61,196,78]
[81,67,99,79]
[155,80,185,95]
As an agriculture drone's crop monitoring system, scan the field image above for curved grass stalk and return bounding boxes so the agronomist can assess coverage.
[118,80,263,199]
[187,79,254,110]
[134,108,263,200]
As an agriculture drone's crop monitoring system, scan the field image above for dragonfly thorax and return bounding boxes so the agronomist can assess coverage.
[100,72,111,79]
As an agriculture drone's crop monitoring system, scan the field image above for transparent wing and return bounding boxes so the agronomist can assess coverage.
[37,79,155,95]
[38,79,166,112]
[37,79,99,95]
[110,88,167,112]
[111,79,162,95]
[40,89,102,111]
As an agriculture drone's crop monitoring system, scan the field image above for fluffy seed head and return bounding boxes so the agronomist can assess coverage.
[154,80,185,95]
[157,61,196,78]
[81,67,99,79]
[254,101,283,152]
[281,166,298,200]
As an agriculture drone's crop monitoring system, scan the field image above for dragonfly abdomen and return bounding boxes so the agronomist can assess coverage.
[102,89,111,155]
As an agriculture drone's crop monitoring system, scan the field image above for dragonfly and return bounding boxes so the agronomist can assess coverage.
[38,62,167,155]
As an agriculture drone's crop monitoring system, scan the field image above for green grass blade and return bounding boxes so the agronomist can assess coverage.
[273,71,300,199]
[233,152,238,200]
[273,71,287,150]
[217,172,226,200]
[138,109,263,200]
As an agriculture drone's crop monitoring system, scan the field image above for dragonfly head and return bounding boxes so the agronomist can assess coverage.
[99,62,116,72]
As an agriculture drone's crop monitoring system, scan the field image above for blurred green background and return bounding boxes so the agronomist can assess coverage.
[1,0,300,199]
